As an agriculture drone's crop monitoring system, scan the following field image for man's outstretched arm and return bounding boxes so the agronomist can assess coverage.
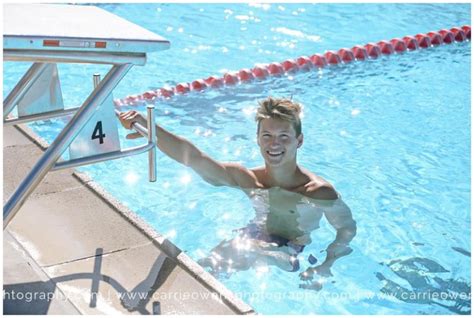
[118,111,258,188]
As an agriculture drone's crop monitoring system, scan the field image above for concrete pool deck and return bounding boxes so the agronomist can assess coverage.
[3,124,255,315]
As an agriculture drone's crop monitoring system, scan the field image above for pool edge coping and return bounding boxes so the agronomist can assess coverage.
[13,122,256,315]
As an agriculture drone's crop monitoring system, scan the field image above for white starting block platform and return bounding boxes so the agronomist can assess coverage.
[3,4,168,227]
[4,4,170,53]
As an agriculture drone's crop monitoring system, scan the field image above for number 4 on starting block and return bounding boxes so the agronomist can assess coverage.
[68,74,120,160]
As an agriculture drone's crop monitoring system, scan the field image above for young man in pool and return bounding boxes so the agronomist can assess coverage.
[118,97,356,285]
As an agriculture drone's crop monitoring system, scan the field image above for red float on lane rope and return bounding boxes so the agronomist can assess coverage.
[252,65,270,79]
[296,56,313,70]
[402,36,419,50]
[438,29,455,44]
[267,62,284,75]
[450,27,467,42]
[351,45,369,60]
[364,43,382,58]
[175,83,190,94]
[378,41,395,54]
[461,25,471,39]
[142,91,158,99]
[191,79,207,91]
[223,73,239,85]
[130,94,139,101]
[160,87,174,98]
[390,38,407,53]
[337,48,355,63]
[427,31,442,46]
[238,69,255,82]
[324,51,342,64]
[415,34,431,48]
[282,59,298,72]
[204,76,224,88]
[310,54,328,67]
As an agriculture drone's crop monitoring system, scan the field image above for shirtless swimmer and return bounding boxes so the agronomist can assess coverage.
[118,97,356,285]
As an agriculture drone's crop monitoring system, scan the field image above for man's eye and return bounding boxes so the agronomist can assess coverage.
[280,134,289,139]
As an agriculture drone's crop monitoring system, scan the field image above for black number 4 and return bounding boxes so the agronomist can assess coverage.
[91,121,106,144]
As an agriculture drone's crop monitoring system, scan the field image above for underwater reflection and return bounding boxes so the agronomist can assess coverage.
[198,187,357,290]
[376,257,471,314]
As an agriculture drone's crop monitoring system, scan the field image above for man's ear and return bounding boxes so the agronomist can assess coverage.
[297,134,304,148]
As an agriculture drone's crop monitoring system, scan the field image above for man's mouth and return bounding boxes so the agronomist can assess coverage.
[267,151,284,157]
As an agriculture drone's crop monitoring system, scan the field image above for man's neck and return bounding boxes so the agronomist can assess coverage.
[264,162,302,189]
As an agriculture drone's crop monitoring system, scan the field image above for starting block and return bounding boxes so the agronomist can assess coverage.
[3,3,169,227]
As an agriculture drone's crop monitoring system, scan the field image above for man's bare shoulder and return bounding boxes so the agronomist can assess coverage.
[250,166,265,175]
[298,168,338,200]
[222,163,264,189]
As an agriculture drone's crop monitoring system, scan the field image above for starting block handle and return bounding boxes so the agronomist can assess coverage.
[48,73,156,183]
[112,106,156,182]
[146,105,157,182]
[96,73,156,182]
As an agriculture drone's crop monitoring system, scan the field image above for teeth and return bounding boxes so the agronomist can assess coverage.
[268,151,283,156]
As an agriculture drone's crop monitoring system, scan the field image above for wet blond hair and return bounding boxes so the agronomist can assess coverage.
[255,97,302,136]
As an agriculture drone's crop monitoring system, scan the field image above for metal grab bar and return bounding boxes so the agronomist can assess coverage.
[4,63,133,228]
[114,109,148,137]
[113,106,157,182]
[146,105,157,182]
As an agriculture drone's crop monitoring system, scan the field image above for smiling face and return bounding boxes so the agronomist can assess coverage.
[257,118,303,167]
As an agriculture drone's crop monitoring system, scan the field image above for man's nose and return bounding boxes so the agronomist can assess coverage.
[269,136,280,147]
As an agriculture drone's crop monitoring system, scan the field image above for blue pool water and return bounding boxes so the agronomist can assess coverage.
[3,3,471,315]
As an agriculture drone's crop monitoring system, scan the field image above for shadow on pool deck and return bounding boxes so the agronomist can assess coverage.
[3,124,255,315]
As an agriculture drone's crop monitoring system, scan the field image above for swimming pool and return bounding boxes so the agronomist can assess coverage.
[3,3,470,315]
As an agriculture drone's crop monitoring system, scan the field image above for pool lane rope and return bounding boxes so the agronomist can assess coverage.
[114,25,470,107]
